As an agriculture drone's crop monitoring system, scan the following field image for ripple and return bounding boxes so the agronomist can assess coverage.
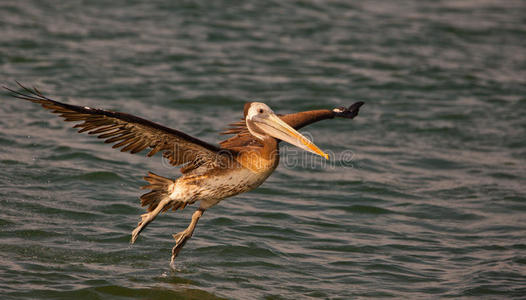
[337,204,392,214]
[196,244,281,259]
[7,285,226,300]
[67,171,122,182]
[45,151,125,165]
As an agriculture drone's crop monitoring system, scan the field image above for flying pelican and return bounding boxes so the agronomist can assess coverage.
[5,83,363,265]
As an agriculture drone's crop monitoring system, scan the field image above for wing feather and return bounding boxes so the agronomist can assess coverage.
[218,107,337,150]
[5,82,230,173]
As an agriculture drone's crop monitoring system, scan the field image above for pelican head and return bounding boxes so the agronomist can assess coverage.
[245,102,329,160]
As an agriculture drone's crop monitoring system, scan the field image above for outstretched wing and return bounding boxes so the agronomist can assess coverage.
[218,112,335,150]
[219,102,363,151]
[5,83,229,173]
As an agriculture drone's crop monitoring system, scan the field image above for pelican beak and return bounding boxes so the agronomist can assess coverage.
[253,113,329,160]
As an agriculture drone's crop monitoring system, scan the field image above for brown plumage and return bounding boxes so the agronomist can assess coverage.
[5,83,228,174]
[219,102,363,150]
[4,82,363,266]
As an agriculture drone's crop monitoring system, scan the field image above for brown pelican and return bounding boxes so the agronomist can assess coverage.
[4,83,363,265]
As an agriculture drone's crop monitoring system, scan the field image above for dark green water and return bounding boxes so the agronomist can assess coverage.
[1,0,526,299]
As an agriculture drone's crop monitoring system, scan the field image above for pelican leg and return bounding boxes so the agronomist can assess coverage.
[171,208,205,265]
[131,197,171,244]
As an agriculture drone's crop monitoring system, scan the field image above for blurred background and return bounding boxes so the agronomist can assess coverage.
[1,0,525,299]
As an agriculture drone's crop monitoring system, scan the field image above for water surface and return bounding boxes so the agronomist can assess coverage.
[1,0,525,298]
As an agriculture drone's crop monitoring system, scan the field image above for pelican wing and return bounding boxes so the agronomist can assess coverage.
[219,110,334,150]
[219,103,363,151]
[219,118,254,151]
[277,109,336,130]
[6,83,229,173]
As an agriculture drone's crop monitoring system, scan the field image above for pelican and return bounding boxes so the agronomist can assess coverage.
[4,83,363,265]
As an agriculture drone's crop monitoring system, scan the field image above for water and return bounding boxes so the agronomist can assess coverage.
[1,0,525,298]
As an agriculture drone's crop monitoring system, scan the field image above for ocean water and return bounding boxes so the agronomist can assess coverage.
[1,0,525,299]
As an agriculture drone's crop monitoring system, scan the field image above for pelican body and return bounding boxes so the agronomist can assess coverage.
[5,83,363,265]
